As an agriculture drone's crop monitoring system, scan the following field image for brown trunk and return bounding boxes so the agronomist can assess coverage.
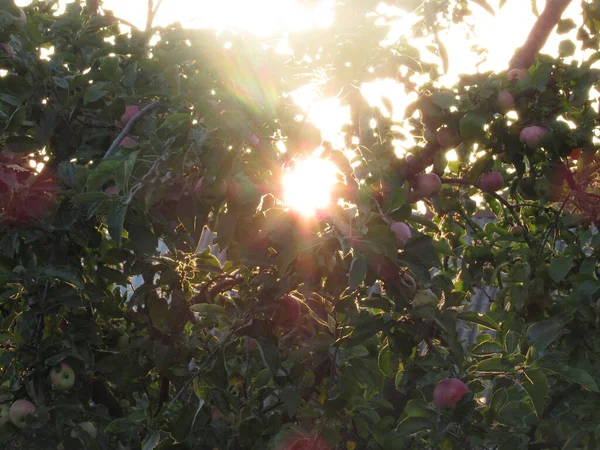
[509,0,573,69]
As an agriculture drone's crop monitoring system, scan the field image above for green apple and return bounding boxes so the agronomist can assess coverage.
[0,403,10,427]
[9,399,35,429]
[412,289,439,308]
[50,363,75,392]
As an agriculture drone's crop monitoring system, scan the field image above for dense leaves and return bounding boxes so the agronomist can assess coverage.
[0,0,600,449]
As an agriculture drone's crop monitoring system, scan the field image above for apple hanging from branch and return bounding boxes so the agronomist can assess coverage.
[9,399,35,429]
[50,363,75,392]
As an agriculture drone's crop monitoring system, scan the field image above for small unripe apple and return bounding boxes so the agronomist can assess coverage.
[436,127,459,149]
[9,399,35,429]
[520,126,549,148]
[50,363,75,392]
[119,136,137,148]
[414,173,442,198]
[479,171,504,193]
[194,177,228,204]
[0,403,10,427]
[247,133,261,147]
[116,105,140,127]
[0,43,15,56]
[412,289,439,308]
[507,68,526,80]
[390,222,411,247]
[433,378,470,409]
[497,90,514,111]
[71,422,97,439]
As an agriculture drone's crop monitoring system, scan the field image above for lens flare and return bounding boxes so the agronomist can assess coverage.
[282,153,338,216]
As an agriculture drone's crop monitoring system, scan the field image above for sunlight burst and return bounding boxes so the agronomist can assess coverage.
[282,152,338,216]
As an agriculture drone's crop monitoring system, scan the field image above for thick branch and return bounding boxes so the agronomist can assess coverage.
[104,101,161,160]
[509,0,573,69]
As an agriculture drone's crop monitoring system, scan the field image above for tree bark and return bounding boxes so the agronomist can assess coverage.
[509,0,573,69]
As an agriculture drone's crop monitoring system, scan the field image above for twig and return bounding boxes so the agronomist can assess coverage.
[104,101,162,160]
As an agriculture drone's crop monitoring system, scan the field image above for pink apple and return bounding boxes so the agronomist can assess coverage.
[9,399,35,429]
[104,186,120,195]
[424,128,437,144]
[507,68,526,80]
[433,378,470,409]
[520,125,549,148]
[116,105,140,127]
[414,173,442,198]
[497,90,514,111]
[50,363,75,392]
[480,171,504,192]
[390,222,411,247]
[119,136,137,148]
[0,43,16,56]
[436,127,460,149]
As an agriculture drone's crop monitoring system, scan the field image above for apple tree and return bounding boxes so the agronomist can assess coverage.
[0,0,600,449]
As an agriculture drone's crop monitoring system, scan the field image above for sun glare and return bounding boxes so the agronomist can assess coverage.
[282,153,338,216]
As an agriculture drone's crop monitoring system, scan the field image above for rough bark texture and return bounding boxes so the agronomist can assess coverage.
[509,0,573,69]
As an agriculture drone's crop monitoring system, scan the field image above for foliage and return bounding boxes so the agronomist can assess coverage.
[0,0,600,449]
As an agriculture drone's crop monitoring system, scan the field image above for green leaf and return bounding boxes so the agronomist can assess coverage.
[541,365,599,393]
[114,151,138,191]
[558,40,576,58]
[457,311,500,331]
[105,418,134,434]
[475,357,513,374]
[86,160,118,191]
[470,0,495,16]
[189,303,227,319]
[348,254,367,290]
[84,81,110,105]
[101,56,123,82]
[526,320,565,352]
[403,399,436,418]
[72,192,110,204]
[378,343,393,377]
[548,255,574,282]
[157,113,191,137]
[256,335,280,376]
[522,369,547,417]
[459,112,487,141]
[142,432,160,450]
[471,340,504,355]
[280,386,301,417]
[562,431,586,450]
[395,416,434,435]
[107,202,128,245]
[39,266,83,289]
[557,18,577,34]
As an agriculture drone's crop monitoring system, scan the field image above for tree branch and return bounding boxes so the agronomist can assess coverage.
[509,0,573,69]
[104,101,162,160]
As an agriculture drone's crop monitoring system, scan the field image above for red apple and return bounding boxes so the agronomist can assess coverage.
[433,378,470,409]
[520,125,549,148]
[281,294,301,324]
[479,171,504,193]
[50,363,75,392]
[414,173,442,198]
[119,136,137,148]
[570,147,582,160]
[436,127,459,149]
[390,222,411,248]
[9,399,35,429]
[507,68,526,80]
[0,43,16,56]
[497,90,514,111]
[248,133,261,147]
[116,105,140,127]
[399,272,417,299]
